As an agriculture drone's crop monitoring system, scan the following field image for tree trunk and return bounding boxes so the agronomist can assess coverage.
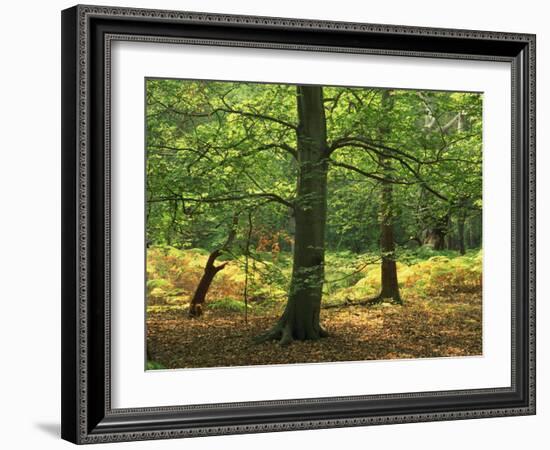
[377,166,402,303]
[457,215,466,255]
[188,214,238,317]
[256,85,329,345]
[467,214,481,249]
[424,214,448,250]
[445,216,454,250]
[372,91,402,304]
[466,218,474,248]
[288,211,296,254]
[424,228,446,250]
[474,214,482,247]
[188,249,227,317]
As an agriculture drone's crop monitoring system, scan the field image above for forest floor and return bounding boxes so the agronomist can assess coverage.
[146,290,482,369]
[146,246,483,369]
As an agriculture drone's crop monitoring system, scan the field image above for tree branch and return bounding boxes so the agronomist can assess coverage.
[149,192,294,209]
[329,159,415,185]
[156,101,297,131]
[329,139,450,202]
[256,143,297,159]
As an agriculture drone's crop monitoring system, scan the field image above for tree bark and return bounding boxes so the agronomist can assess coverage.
[457,215,466,255]
[188,215,238,317]
[424,214,449,250]
[424,227,446,250]
[256,85,329,345]
[371,91,402,304]
[288,211,296,254]
[188,249,228,317]
[467,216,474,248]
[445,216,454,250]
[377,159,402,303]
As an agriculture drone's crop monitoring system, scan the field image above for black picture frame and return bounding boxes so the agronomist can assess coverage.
[61,4,536,444]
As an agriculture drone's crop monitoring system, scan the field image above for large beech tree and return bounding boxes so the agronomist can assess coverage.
[257,85,329,344]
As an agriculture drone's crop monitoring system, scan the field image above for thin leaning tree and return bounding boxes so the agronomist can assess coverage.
[188,214,239,317]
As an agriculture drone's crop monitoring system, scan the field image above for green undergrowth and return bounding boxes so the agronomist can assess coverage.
[146,245,482,313]
[146,360,166,370]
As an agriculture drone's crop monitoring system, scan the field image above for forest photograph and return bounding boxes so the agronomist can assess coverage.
[145,78,483,370]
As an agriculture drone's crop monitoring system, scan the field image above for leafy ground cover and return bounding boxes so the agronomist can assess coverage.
[146,246,482,369]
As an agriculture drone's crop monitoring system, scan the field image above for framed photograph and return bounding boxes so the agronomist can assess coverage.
[61,4,536,444]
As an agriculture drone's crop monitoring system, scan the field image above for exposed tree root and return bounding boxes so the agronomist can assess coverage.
[279,325,294,347]
[188,304,204,318]
[254,321,328,346]
[253,322,284,344]
[323,295,403,309]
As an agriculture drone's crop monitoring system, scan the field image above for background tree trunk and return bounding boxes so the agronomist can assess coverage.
[375,90,402,304]
[424,214,449,250]
[457,215,466,255]
[467,218,474,248]
[188,215,238,317]
[424,228,446,250]
[445,215,454,250]
[378,162,401,303]
[256,85,329,345]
